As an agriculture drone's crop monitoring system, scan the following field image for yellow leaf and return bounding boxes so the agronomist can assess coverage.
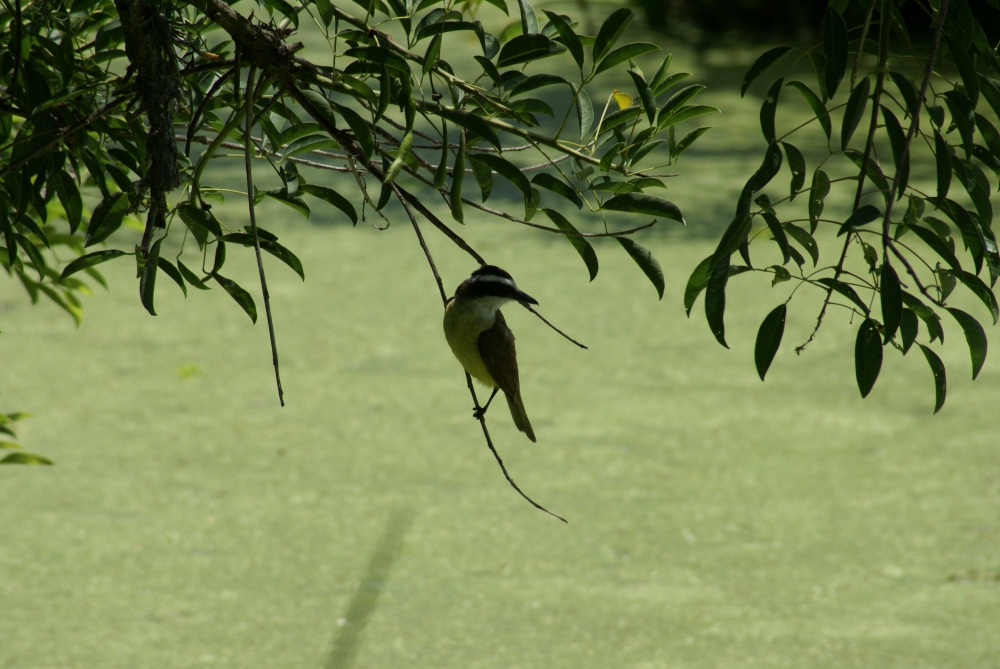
[612,90,633,110]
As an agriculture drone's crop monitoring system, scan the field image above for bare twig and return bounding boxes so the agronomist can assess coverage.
[522,305,588,349]
[244,66,285,406]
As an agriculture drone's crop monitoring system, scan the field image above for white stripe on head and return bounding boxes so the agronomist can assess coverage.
[468,274,518,290]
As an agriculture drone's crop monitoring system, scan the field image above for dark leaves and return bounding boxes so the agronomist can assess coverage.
[58,249,127,282]
[213,274,257,323]
[741,47,793,97]
[616,237,663,299]
[946,308,987,380]
[755,304,786,380]
[855,318,883,398]
[881,262,902,343]
[918,344,947,413]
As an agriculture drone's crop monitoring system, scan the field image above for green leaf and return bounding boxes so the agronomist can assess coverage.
[496,33,553,67]
[781,142,806,201]
[596,43,661,75]
[838,204,881,236]
[755,304,786,380]
[59,249,126,282]
[855,318,883,398]
[934,131,952,201]
[532,173,582,209]
[705,255,730,347]
[298,184,358,225]
[889,71,919,117]
[908,223,961,272]
[84,193,129,247]
[713,214,752,265]
[451,129,466,224]
[818,277,868,314]
[220,233,305,281]
[576,87,594,140]
[916,343,947,413]
[262,188,310,218]
[508,74,569,98]
[840,75,870,150]
[785,224,818,266]
[615,237,662,299]
[178,260,210,290]
[53,169,82,234]
[542,10,583,69]
[953,269,999,324]
[762,213,790,264]
[139,238,161,316]
[981,76,1000,122]
[672,126,711,161]
[601,193,684,223]
[333,103,374,160]
[543,208,597,280]
[657,105,720,130]
[900,308,918,354]
[627,71,657,125]
[515,0,538,34]
[658,85,705,121]
[759,77,783,144]
[881,262,902,343]
[741,46,793,97]
[468,154,532,202]
[469,157,493,201]
[948,38,979,109]
[1,452,54,465]
[157,258,187,297]
[684,255,713,316]
[299,89,340,131]
[213,273,257,323]
[822,7,849,99]
[946,308,987,380]
[808,168,831,233]
[177,202,222,246]
[902,291,943,342]
[593,8,633,64]
[785,80,831,140]
[881,105,908,198]
[430,105,502,151]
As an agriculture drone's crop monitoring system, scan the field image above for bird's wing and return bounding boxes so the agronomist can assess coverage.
[477,309,521,398]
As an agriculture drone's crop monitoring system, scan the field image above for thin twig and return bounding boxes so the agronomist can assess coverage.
[395,185,567,523]
[522,305,587,349]
[244,66,285,407]
[467,374,568,524]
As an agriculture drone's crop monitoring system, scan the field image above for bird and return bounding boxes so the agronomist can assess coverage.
[443,265,538,442]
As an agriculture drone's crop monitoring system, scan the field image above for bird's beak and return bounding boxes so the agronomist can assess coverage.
[515,289,538,305]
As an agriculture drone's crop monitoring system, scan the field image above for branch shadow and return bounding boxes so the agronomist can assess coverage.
[325,506,415,669]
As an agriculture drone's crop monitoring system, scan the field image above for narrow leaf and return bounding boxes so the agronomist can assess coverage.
[544,208,597,280]
[616,237,663,299]
[755,304,786,380]
[840,75,870,150]
[786,80,831,139]
[59,250,127,282]
[946,308,987,379]
[601,193,684,223]
[855,318,883,398]
[881,262,902,343]
[299,184,358,225]
[918,344,947,413]
[741,47,793,97]
[139,239,162,316]
[214,273,257,323]
[593,8,633,64]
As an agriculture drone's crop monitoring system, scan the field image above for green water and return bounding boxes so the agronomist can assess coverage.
[2,11,1000,668]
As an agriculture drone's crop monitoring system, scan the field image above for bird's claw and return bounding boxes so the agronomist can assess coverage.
[472,406,486,420]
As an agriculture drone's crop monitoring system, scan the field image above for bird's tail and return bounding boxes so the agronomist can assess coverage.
[505,391,536,442]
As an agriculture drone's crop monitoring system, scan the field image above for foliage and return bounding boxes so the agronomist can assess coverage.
[686,0,1000,413]
[0,0,711,468]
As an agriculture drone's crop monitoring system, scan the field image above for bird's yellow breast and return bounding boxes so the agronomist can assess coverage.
[443,298,500,388]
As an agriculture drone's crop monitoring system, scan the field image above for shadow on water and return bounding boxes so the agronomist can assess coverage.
[325,507,415,669]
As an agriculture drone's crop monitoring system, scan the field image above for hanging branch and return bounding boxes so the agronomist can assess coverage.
[244,66,285,407]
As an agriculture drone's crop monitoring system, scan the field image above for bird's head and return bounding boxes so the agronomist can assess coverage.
[451,265,538,307]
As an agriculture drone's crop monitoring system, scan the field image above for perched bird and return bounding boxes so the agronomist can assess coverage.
[443,265,538,442]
